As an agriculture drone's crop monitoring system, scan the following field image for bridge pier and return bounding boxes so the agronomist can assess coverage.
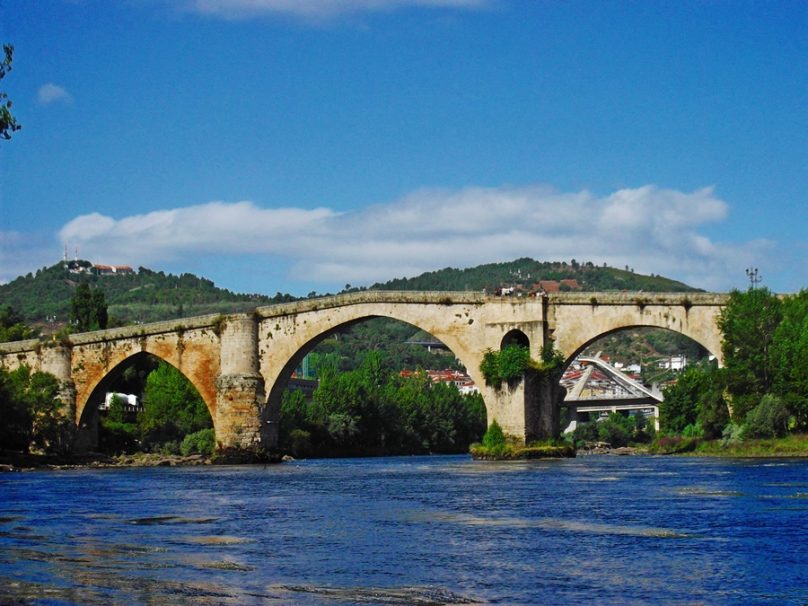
[40,344,79,452]
[215,315,268,451]
[524,369,566,442]
[486,370,565,444]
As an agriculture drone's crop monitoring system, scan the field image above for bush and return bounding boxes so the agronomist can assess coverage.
[99,420,139,454]
[649,435,699,454]
[480,346,532,389]
[180,428,216,456]
[721,422,744,447]
[482,420,507,452]
[287,428,313,458]
[682,422,704,439]
[744,394,790,439]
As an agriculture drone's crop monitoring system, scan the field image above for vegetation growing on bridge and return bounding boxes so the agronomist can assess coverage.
[479,344,564,390]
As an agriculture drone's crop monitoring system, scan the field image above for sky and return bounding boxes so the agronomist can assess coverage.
[1,0,806,297]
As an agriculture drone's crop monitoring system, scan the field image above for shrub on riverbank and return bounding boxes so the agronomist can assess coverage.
[470,421,575,459]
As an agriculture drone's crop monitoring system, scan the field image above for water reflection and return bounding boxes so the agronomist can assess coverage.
[1,456,807,605]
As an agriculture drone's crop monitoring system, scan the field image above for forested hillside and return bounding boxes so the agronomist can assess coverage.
[370,258,700,293]
[0,261,294,326]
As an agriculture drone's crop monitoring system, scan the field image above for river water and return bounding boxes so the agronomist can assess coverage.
[1,455,807,605]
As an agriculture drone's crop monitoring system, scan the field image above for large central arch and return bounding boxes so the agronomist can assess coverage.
[257,304,493,438]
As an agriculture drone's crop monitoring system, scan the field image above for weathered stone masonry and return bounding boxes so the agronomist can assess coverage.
[0,291,727,451]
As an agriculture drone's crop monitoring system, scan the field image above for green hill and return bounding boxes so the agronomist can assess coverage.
[1,257,706,372]
[369,258,700,293]
[0,261,295,328]
[1,257,699,335]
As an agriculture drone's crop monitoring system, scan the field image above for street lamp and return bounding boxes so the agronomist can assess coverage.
[745,267,762,289]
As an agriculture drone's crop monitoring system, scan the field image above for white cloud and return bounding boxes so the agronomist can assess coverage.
[55,184,772,291]
[37,83,73,106]
[174,0,488,20]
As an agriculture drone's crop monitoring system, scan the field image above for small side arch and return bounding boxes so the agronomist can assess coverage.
[501,329,529,350]
[75,351,217,434]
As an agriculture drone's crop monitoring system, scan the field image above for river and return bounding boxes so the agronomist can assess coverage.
[1,455,807,605]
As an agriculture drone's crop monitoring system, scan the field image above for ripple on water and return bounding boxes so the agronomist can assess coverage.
[183,535,254,545]
[405,510,689,538]
[127,515,218,525]
[270,584,483,605]
[673,487,745,498]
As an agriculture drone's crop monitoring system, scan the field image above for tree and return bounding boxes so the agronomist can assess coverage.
[660,363,724,434]
[70,283,109,331]
[770,290,808,429]
[0,304,38,342]
[1,44,21,140]
[718,288,782,421]
[138,362,211,450]
[0,366,72,454]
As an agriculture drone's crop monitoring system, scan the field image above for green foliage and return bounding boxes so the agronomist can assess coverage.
[371,257,699,294]
[656,289,806,448]
[138,362,212,451]
[481,420,506,451]
[744,394,790,439]
[0,261,298,326]
[0,365,72,454]
[660,362,726,437]
[682,422,704,439]
[98,420,138,454]
[1,43,21,140]
[718,288,783,420]
[721,422,744,447]
[180,428,216,456]
[770,290,808,430]
[279,351,486,458]
[597,413,632,447]
[480,345,533,389]
[70,283,109,331]
[0,305,38,342]
[648,435,699,454]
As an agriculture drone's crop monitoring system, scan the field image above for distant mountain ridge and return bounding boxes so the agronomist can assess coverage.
[1,258,699,328]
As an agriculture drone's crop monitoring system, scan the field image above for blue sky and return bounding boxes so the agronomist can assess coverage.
[1,0,806,296]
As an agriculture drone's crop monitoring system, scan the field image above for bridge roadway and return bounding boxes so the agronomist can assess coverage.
[0,290,727,452]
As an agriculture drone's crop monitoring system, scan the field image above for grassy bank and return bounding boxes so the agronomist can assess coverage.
[470,441,576,460]
[648,433,808,457]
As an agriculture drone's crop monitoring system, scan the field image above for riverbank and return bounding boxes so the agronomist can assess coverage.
[0,448,288,472]
[0,451,214,472]
[690,433,808,457]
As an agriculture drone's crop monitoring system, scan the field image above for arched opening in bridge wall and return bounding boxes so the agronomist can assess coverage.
[500,329,529,350]
[560,325,717,446]
[263,316,487,458]
[75,352,215,456]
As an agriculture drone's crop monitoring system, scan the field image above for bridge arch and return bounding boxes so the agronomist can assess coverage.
[72,342,219,435]
[257,303,492,433]
[73,350,217,451]
[549,296,725,369]
[501,329,529,350]
[560,324,718,370]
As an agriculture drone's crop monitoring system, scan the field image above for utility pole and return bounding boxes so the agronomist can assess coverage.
[745,267,762,289]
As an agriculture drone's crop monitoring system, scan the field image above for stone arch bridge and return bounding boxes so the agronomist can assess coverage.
[0,291,727,451]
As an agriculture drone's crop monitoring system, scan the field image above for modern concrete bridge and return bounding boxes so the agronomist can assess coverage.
[0,291,727,451]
